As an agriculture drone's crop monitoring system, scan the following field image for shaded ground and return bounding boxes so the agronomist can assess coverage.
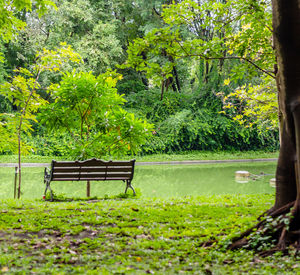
[0,195,299,274]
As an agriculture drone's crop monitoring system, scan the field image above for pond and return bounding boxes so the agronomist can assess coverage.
[0,162,276,199]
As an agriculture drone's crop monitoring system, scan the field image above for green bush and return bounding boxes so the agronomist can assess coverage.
[23,83,279,157]
[125,88,189,122]
[26,133,73,157]
[142,108,279,153]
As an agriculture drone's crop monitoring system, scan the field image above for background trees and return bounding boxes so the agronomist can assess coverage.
[122,0,278,153]
[0,0,279,159]
[125,0,276,128]
[0,0,153,198]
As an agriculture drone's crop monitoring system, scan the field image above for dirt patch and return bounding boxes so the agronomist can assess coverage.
[0,222,119,242]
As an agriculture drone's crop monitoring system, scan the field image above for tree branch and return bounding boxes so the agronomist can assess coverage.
[174,41,275,79]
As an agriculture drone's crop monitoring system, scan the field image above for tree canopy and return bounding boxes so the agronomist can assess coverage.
[40,70,153,159]
[124,0,277,130]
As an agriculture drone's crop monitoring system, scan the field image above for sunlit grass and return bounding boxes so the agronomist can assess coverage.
[0,194,298,274]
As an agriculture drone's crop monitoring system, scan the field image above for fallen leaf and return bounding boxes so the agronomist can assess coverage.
[69,250,77,255]
[135,234,151,239]
[1,267,9,272]
[136,256,142,262]
[254,257,264,263]
[223,259,235,264]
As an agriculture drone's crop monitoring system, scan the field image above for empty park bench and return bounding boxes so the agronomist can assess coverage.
[44,158,136,201]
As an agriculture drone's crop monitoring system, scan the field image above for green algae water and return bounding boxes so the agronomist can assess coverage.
[0,162,276,199]
[134,162,276,197]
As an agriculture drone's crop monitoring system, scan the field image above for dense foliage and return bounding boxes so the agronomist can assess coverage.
[125,89,278,154]
[39,70,153,159]
[0,0,279,158]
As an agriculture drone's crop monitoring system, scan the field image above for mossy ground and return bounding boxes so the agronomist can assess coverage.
[0,194,299,274]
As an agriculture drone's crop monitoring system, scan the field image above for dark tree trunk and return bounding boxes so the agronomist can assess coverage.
[173,66,181,92]
[204,61,209,83]
[229,0,300,254]
[161,79,165,101]
[273,0,300,208]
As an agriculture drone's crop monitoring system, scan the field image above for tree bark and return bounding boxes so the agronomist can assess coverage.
[229,0,300,254]
[273,0,300,208]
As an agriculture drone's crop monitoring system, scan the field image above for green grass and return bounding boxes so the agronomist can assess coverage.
[133,150,279,162]
[0,150,279,163]
[0,194,299,274]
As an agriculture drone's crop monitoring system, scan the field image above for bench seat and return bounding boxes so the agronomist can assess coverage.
[44,158,136,201]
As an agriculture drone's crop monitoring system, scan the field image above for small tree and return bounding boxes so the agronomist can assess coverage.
[40,70,153,159]
[0,43,81,198]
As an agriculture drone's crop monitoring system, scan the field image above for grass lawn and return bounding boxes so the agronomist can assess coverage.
[0,194,299,274]
[0,150,279,163]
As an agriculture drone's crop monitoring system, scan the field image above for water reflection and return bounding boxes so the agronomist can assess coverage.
[133,162,276,197]
[0,162,276,199]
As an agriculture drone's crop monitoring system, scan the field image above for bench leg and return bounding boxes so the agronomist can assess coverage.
[44,180,54,201]
[124,180,136,196]
[87,180,90,197]
[44,168,53,201]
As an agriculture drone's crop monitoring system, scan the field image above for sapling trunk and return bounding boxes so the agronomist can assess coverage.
[18,133,21,199]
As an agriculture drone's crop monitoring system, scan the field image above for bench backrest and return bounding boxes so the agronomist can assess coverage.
[49,158,135,182]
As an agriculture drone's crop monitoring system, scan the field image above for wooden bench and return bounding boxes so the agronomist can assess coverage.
[44,158,136,201]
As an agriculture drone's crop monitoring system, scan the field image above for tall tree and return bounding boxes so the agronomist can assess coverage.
[126,0,300,253]
[0,0,55,70]
[0,0,55,43]
[229,0,300,254]
[125,0,275,104]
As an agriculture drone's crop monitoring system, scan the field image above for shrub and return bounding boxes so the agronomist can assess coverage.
[142,108,279,153]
